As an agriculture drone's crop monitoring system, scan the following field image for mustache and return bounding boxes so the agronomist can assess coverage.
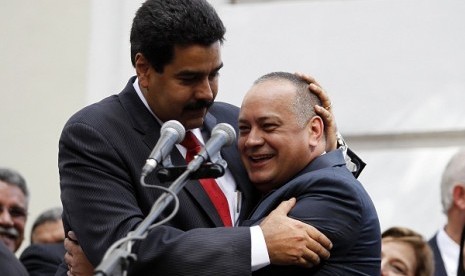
[0,226,19,238]
[184,100,213,111]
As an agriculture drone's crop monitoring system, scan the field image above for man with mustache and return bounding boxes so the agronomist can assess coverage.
[58,0,364,275]
[0,167,29,275]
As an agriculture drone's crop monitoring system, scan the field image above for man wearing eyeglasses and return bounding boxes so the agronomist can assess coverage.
[0,167,29,275]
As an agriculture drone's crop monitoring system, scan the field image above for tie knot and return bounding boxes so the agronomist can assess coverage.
[181,131,202,162]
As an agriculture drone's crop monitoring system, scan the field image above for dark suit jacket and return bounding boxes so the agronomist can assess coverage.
[0,241,28,276]
[243,150,381,275]
[20,243,66,276]
[58,77,258,275]
[429,233,448,276]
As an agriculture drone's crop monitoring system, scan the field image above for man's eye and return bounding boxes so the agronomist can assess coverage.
[238,126,250,134]
[180,77,196,84]
[9,207,27,218]
[209,71,219,80]
[263,124,277,130]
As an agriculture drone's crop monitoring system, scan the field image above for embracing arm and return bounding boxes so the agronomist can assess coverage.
[59,122,332,275]
[64,198,332,276]
[59,122,253,275]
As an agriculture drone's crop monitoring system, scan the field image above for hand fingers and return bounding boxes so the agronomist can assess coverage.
[314,105,334,126]
[295,72,331,110]
[295,223,332,267]
[65,250,73,266]
[64,236,82,260]
[64,238,73,254]
[309,83,331,110]
[270,197,296,216]
[294,72,321,87]
[303,222,332,251]
[305,230,331,259]
[68,231,78,242]
[298,250,319,268]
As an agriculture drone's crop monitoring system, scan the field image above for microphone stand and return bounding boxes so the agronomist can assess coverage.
[94,165,203,276]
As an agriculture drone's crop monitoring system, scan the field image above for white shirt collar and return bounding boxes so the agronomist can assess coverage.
[437,226,460,276]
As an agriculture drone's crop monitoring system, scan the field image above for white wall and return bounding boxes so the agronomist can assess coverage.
[0,0,90,253]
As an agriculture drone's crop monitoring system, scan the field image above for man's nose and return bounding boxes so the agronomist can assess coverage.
[244,128,264,148]
[195,79,214,101]
[0,209,14,226]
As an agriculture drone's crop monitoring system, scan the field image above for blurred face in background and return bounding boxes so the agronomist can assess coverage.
[381,238,417,276]
[32,219,65,244]
[0,181,27,252]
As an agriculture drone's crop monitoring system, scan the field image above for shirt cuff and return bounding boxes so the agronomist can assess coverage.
[250,225,270,271]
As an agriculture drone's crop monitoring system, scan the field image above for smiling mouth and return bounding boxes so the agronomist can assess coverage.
[249,154,273,163]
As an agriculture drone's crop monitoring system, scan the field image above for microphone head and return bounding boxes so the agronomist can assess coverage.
[212,123,236,146]
[161,120,185,143]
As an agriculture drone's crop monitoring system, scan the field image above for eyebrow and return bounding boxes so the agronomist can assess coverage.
[175,63,224,78]
[238,115,282,125]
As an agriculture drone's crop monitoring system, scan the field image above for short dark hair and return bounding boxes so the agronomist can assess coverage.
[0,167,29,200]
[254,72,321,126]
[130,0,226,73]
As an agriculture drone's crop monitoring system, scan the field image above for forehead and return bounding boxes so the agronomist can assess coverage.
[241,79,295,110]
[0,181,27,207]
[169,42,222,71]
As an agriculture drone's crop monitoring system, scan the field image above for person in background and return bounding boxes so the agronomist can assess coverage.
[57,0,356,274]
[0,167,28,253]
[19,206,66,276]
[0,167,29,276]
[382,226,434,276]
[429,148,465,276]
[239,72,381,275]
[29,206,64,244]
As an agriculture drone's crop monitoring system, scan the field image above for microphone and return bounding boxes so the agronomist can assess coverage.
[187,123,236,172]
[141,120,185,177]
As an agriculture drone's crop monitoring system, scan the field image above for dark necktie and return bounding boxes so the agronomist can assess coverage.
[181,131,232,227]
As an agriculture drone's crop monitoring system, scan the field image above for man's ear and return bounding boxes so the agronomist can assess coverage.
[307,116,324,147]
[134,53,151,89]
[453,184,465,210]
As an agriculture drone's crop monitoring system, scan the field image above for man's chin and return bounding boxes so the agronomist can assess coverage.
[0,236,16,252]
[182,116,205,130]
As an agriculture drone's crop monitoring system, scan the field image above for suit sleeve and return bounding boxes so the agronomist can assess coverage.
[287,173,363,257]
[0,241,28,276]
[59,122,251,276]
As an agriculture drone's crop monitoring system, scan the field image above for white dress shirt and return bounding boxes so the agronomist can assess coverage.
[437,226,460,276]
